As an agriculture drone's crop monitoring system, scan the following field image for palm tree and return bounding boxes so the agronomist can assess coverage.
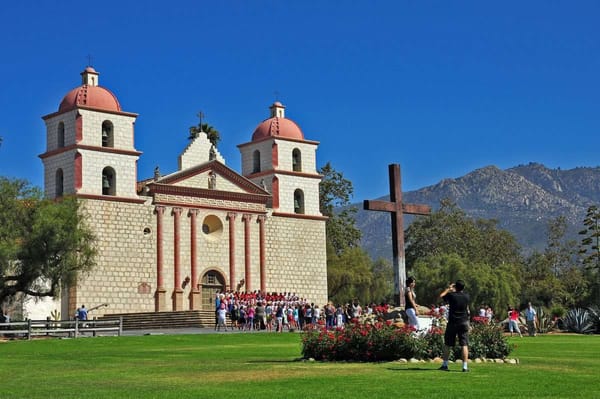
[188,123,220,147]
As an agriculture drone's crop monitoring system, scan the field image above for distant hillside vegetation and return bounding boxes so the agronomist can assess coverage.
[354,163,600,260]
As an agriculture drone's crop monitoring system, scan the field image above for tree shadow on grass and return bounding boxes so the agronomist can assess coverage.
[246,359,300,364]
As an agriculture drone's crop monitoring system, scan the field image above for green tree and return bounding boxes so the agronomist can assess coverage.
[319,162,361,254]
[579,205,600,271]
[405,199,522,269]
[327,245,373,305]
[319,162,379,304]
[368,258,394,304]
[521,251,563,307]
[0,177,96,304]
[522,216,591,308]
[578,205,600,303]
[406,200,523,315]
[189,122,220,147]
[546,216,578,276]
[412,253,520,316]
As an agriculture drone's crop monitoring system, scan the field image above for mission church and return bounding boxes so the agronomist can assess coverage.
[38,66,328,319]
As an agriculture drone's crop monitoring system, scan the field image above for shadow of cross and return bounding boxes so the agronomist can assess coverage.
[363,164,431,307]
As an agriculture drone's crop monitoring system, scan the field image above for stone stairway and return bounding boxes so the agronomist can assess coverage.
[98,310,216,330]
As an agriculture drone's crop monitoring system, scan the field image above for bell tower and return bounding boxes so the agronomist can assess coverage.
[40,67,141,200]
[238,102,323,217]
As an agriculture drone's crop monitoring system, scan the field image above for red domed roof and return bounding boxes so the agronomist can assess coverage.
[251,102,305,141]
[57,67,122,113]
[252,117,305,141]
[59,85,121,113]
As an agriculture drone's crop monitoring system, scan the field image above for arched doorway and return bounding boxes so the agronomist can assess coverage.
[200,270,226,310]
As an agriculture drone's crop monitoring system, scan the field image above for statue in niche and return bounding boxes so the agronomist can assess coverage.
[209,145,217,161]
[208,171,217,189]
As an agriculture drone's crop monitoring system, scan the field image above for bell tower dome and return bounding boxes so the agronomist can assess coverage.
[39,66,141,200]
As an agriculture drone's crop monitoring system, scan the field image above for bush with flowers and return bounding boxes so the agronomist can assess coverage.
[301,315,513,362]
[301,320,419,361]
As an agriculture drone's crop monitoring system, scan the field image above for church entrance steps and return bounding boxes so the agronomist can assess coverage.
[97,310,216,330]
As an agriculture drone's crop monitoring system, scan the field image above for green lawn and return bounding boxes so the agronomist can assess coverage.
[0,332,597,398]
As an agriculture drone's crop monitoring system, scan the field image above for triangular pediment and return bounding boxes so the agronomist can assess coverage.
[145,160,270,203]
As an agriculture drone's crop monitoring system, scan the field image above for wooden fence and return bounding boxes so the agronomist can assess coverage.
[0,318,123,340]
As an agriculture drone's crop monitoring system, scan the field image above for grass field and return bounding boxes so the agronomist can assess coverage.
[0,332,598,398]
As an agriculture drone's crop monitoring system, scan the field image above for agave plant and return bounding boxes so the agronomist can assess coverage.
[563,308,596,334]
[536,306,554,334]
[587,306,600,334]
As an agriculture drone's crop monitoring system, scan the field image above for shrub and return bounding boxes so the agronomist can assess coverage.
[301,321,419,361]
[467,322,513,359]
[301,318,513,362]
[550,305,566,319]
[417,326,445,359]
[587,306,600,334]
[535,306,555,334]
[563,308,597,334]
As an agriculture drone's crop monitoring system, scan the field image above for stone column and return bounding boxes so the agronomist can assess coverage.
[154,206,167,312]
[227,212,237,290]
[242,214,253,292]
[188,209,200,310]
[257,215,266,293]
[172,207,184,311]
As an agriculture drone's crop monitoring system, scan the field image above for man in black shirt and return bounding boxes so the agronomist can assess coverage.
[439,280,470,372]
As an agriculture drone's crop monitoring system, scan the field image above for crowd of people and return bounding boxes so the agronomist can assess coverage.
[212,290,390,332]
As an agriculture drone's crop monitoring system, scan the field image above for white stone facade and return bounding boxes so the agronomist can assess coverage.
[39,68,328,319]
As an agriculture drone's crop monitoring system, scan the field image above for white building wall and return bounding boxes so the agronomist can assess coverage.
[41,150,76,198]
[44,110,78,151]
[75,199,156,317]
[239,140,273,175]
[178,133,225,170]
[264,215,327,305]
[276,174,321,215]
[78,149,138,197]
[78,110,137,150]
[274,139,318,173]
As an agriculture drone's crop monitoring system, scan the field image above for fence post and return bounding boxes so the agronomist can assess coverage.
[27,319,32,340]
[92,317,96,337]
[75,318,79,338]
[118,316,123,336]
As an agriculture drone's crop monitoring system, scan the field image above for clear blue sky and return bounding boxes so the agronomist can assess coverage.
[1,1,599,201]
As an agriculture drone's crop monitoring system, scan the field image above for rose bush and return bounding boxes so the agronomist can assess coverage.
[301,317,513,362]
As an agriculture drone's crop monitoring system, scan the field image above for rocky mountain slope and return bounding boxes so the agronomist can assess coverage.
[355,163,600,260]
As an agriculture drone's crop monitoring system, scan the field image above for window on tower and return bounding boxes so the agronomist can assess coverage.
[55,169,64,197]
[252,150,261,173]
[57,122,65,148]
[292,148,302,172]
[101,120,114,147]
[294,189,305,214]
[102,167,116,196]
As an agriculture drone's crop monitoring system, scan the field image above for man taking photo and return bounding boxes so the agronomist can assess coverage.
[439,280,470,372]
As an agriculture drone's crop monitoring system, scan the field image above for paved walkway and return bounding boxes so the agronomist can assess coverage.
[121,327,284,336]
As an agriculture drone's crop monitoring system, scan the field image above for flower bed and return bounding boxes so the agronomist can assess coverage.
[301,317,512,362]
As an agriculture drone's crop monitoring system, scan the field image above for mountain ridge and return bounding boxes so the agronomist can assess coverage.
[355,163,600,260]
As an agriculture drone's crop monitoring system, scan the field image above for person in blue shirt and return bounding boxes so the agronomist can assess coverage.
[524,302,537,337]
[77,305,88,321]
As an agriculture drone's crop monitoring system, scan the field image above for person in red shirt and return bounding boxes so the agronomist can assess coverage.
[508,306,523,337]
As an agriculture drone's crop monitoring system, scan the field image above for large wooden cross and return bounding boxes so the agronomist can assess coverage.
[363,164,431,307]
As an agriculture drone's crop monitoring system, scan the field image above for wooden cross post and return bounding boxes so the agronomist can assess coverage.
[363,164,431,307]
